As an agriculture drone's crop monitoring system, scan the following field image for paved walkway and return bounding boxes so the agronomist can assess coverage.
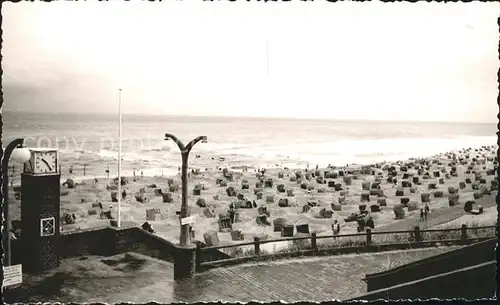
[181,247,456,302]
[11,247,457,303]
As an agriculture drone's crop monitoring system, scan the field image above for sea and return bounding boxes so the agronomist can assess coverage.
[2,111,497,183]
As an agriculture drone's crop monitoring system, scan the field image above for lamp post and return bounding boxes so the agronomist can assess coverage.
[165,134,207,247]
[2,138,31,266]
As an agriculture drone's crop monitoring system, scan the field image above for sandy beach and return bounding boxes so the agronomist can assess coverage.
[9,145,498,253]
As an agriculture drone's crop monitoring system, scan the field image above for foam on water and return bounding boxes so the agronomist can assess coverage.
[56,135,497,178]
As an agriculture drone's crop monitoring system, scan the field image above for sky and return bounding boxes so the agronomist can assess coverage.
[2,1,499,123]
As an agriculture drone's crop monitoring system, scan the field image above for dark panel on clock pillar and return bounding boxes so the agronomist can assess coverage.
[21,173,61,274]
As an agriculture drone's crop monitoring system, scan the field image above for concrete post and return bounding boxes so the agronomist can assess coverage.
[173,244,197,280]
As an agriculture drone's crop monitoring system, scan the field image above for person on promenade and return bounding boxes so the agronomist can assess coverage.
[420,209,424,222]
[423,208,428,221]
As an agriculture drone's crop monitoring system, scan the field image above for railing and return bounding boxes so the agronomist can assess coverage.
[196,224,496,271]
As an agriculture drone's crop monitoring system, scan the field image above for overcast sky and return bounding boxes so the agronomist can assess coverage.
[2,2,498,123]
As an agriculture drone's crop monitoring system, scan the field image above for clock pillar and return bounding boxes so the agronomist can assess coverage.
[20,152,61,273]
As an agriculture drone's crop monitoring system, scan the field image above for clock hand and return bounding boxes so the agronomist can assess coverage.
[41,159,52,171]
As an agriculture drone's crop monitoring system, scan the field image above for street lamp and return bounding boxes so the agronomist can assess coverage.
[164,134,207,247]
[2,138,31,266]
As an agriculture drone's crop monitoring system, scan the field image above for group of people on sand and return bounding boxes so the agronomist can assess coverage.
[420,204,430,222]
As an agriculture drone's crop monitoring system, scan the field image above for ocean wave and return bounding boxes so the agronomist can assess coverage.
[207,135,497,167]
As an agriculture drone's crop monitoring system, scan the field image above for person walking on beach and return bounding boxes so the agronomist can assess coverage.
[332,220,340,239]
[229,202,235,224]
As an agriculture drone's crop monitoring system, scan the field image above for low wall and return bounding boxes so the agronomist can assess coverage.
[364,238,497,291]
[198,237,493,271]
[11,226,179,267]
[5,226,184,302]
[351,261,496,300]
[111,226,176,263]
[11,226,231,272]
[10,227,113,265]
[194,240,231,271]
[60,227,115,258]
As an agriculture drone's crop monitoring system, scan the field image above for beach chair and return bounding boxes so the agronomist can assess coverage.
[256,214,271,226]
[141,222,155,233]
[464,201,474,213]
[196,198,207,208]
[203,207,216,218]
[273,218,287,232]
[278,198,289,207]
[193,184,202,196]
[319,208,333,218]
[218,217,232,232]
[203,231,220,247]
[302,205,311,213]
[281,225,294,237]
[103,211,113,220]
[226,187,236,197]
[296,224,310,234]
[257,206,270,217]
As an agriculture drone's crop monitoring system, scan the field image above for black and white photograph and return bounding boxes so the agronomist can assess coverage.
[1,1,498,302]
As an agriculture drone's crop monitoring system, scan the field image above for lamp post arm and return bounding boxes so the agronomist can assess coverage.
[2,138,25,267]
[2,139,25,174]
[164,133,185,152]
[184,136,207,155]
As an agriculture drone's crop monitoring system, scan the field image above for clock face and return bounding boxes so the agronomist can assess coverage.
[34,151,58,174]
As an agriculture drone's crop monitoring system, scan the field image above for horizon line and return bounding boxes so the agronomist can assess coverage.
[2,109,497,125]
